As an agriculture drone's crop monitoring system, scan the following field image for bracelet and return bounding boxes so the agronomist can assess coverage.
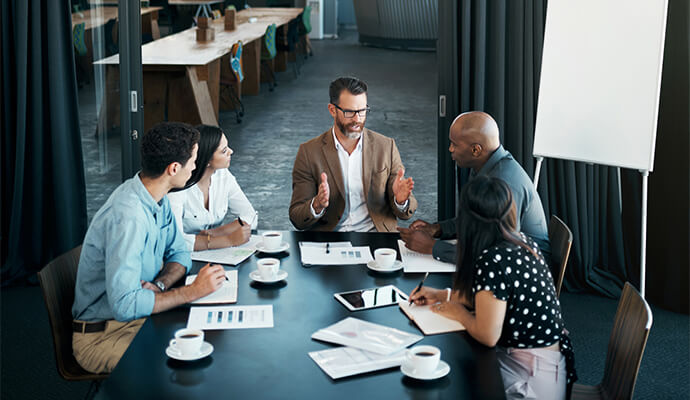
[445,288,452,302]
[207,234,211,250]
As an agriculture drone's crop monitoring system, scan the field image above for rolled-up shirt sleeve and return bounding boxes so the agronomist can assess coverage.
[103,214,156,321]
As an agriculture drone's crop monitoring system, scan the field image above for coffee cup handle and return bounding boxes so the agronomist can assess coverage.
[169,339,177,348]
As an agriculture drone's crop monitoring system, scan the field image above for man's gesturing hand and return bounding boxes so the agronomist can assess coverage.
[392,169,414,204]
[313,172,330,214]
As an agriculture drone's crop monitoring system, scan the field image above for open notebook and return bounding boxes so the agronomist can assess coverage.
[185,270,237,304]
[398,301,465,335]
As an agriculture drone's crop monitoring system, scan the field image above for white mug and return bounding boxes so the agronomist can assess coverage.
[169,328,204,356]
[257,258,280,280]
[262,231,283,250]
[403,345,441,375]
[374,248,397,268]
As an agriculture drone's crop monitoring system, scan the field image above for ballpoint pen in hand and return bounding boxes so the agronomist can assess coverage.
[409,272,429,305]
[237,216,244,226]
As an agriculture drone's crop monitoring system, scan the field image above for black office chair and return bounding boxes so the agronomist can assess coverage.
[37,246,108,400]
[548,215,573,297]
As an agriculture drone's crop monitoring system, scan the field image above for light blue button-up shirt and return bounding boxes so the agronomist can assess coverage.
[72,174,191,322]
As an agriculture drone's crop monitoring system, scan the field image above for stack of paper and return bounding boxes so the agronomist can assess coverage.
[309,317,422,379]
[299,242,373,266]
[185,270,238,304]
[308,347,407,379]
[398,301,465,335]
[398,240,455,273]
[311,317,422,355]
[191,235,261,265]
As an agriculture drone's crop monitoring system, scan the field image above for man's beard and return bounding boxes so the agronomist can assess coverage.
[336,120,365,139]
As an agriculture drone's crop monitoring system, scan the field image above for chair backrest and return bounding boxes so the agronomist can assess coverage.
[72,22,87,56]
[302,5,312,34]
[37,246,107,381]
[230,41,244,82]
[262,23,277,60]
[601,282,653,399]
[548,215,572,297]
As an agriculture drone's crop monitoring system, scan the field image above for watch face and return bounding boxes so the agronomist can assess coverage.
[155,281,165,291]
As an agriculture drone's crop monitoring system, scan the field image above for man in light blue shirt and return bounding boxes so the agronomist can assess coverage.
[72,122,227,374]
[399,111,550,263]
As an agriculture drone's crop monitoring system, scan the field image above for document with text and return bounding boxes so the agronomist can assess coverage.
[309,347,407,379]
[398,240,455,273]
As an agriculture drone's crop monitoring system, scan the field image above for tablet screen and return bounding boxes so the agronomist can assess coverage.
[336,285,407,311]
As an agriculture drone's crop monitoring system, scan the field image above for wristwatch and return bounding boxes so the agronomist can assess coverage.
[154,280,166,292]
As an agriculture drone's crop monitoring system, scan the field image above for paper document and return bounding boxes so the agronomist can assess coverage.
[299,242,373,266]
[312,317,422,355]
[398,240,455,273]
[309,347,407,379]
[398,301,465,335]
[191,235,261,265]
[185,270,237,304]
[187,305,273,330]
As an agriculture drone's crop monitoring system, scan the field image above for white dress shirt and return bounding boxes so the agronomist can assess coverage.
[310,128,407,232]
[168,168,257,250]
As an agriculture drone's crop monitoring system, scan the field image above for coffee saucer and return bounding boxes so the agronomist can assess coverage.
[166,341,214,361]
[249,269,288,283]
[255,242,290,254]
[366,260,403,272]
[401,360,450,380]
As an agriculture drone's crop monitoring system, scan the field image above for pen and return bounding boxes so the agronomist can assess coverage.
[237,216,244,226]
[409,272,429,305]
[326,242,330,254]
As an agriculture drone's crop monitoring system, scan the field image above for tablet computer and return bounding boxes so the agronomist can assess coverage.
[334,285,408,311]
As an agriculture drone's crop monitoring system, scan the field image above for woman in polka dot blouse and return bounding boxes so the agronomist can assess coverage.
[409,176,576,399]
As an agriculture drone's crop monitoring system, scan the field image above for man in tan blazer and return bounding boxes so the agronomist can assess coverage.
[290,77,417,232]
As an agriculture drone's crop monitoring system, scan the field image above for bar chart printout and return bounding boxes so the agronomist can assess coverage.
[187,305,274,330]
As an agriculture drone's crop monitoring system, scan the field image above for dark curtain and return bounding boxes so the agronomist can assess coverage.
[1,0,88,285]
[455,0,628,297]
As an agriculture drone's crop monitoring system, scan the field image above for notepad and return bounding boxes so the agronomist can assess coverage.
[185,270,237,304]
[398,301,465,335]
[191,235,261,265]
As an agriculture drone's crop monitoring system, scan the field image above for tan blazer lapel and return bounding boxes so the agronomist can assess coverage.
[361,129,373,202]
[321,130,346,201]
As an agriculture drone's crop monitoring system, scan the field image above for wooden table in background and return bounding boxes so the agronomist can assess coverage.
[95,8,302,133]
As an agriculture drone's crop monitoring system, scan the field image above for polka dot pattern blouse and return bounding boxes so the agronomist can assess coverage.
[472,235,564,349]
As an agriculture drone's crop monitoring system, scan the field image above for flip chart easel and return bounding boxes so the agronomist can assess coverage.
[532,0,669,297]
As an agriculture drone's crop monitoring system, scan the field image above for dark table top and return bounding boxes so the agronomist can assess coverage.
[95,231,505,400]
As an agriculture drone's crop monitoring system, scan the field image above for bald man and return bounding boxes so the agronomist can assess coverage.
[399,111,550,263]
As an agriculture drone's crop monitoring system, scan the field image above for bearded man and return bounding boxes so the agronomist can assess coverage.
[289,76,417,232]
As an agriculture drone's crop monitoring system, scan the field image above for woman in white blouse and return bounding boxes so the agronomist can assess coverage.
[168,125,257,251]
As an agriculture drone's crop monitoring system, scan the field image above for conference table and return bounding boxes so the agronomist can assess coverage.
[94,231,505,399]
[95,7,303,134]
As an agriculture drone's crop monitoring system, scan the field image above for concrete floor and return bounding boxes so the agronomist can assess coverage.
[79,29,439,229]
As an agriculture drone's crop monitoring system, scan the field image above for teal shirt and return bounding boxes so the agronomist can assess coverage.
[72,174,191,322]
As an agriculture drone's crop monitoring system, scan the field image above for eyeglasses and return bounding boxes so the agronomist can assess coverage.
[332,103,371,118]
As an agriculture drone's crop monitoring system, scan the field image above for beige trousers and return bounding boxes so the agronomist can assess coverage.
[72,318,146,374]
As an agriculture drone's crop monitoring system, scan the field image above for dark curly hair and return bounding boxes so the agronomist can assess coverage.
[140,122,200,178]
[329,76,367,105]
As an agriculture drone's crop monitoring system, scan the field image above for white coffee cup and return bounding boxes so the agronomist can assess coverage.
[404,345,441,375]
[169,328,204,356]
[257,258,280,280]
[374,248,397,268]
[262,231,283,250]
